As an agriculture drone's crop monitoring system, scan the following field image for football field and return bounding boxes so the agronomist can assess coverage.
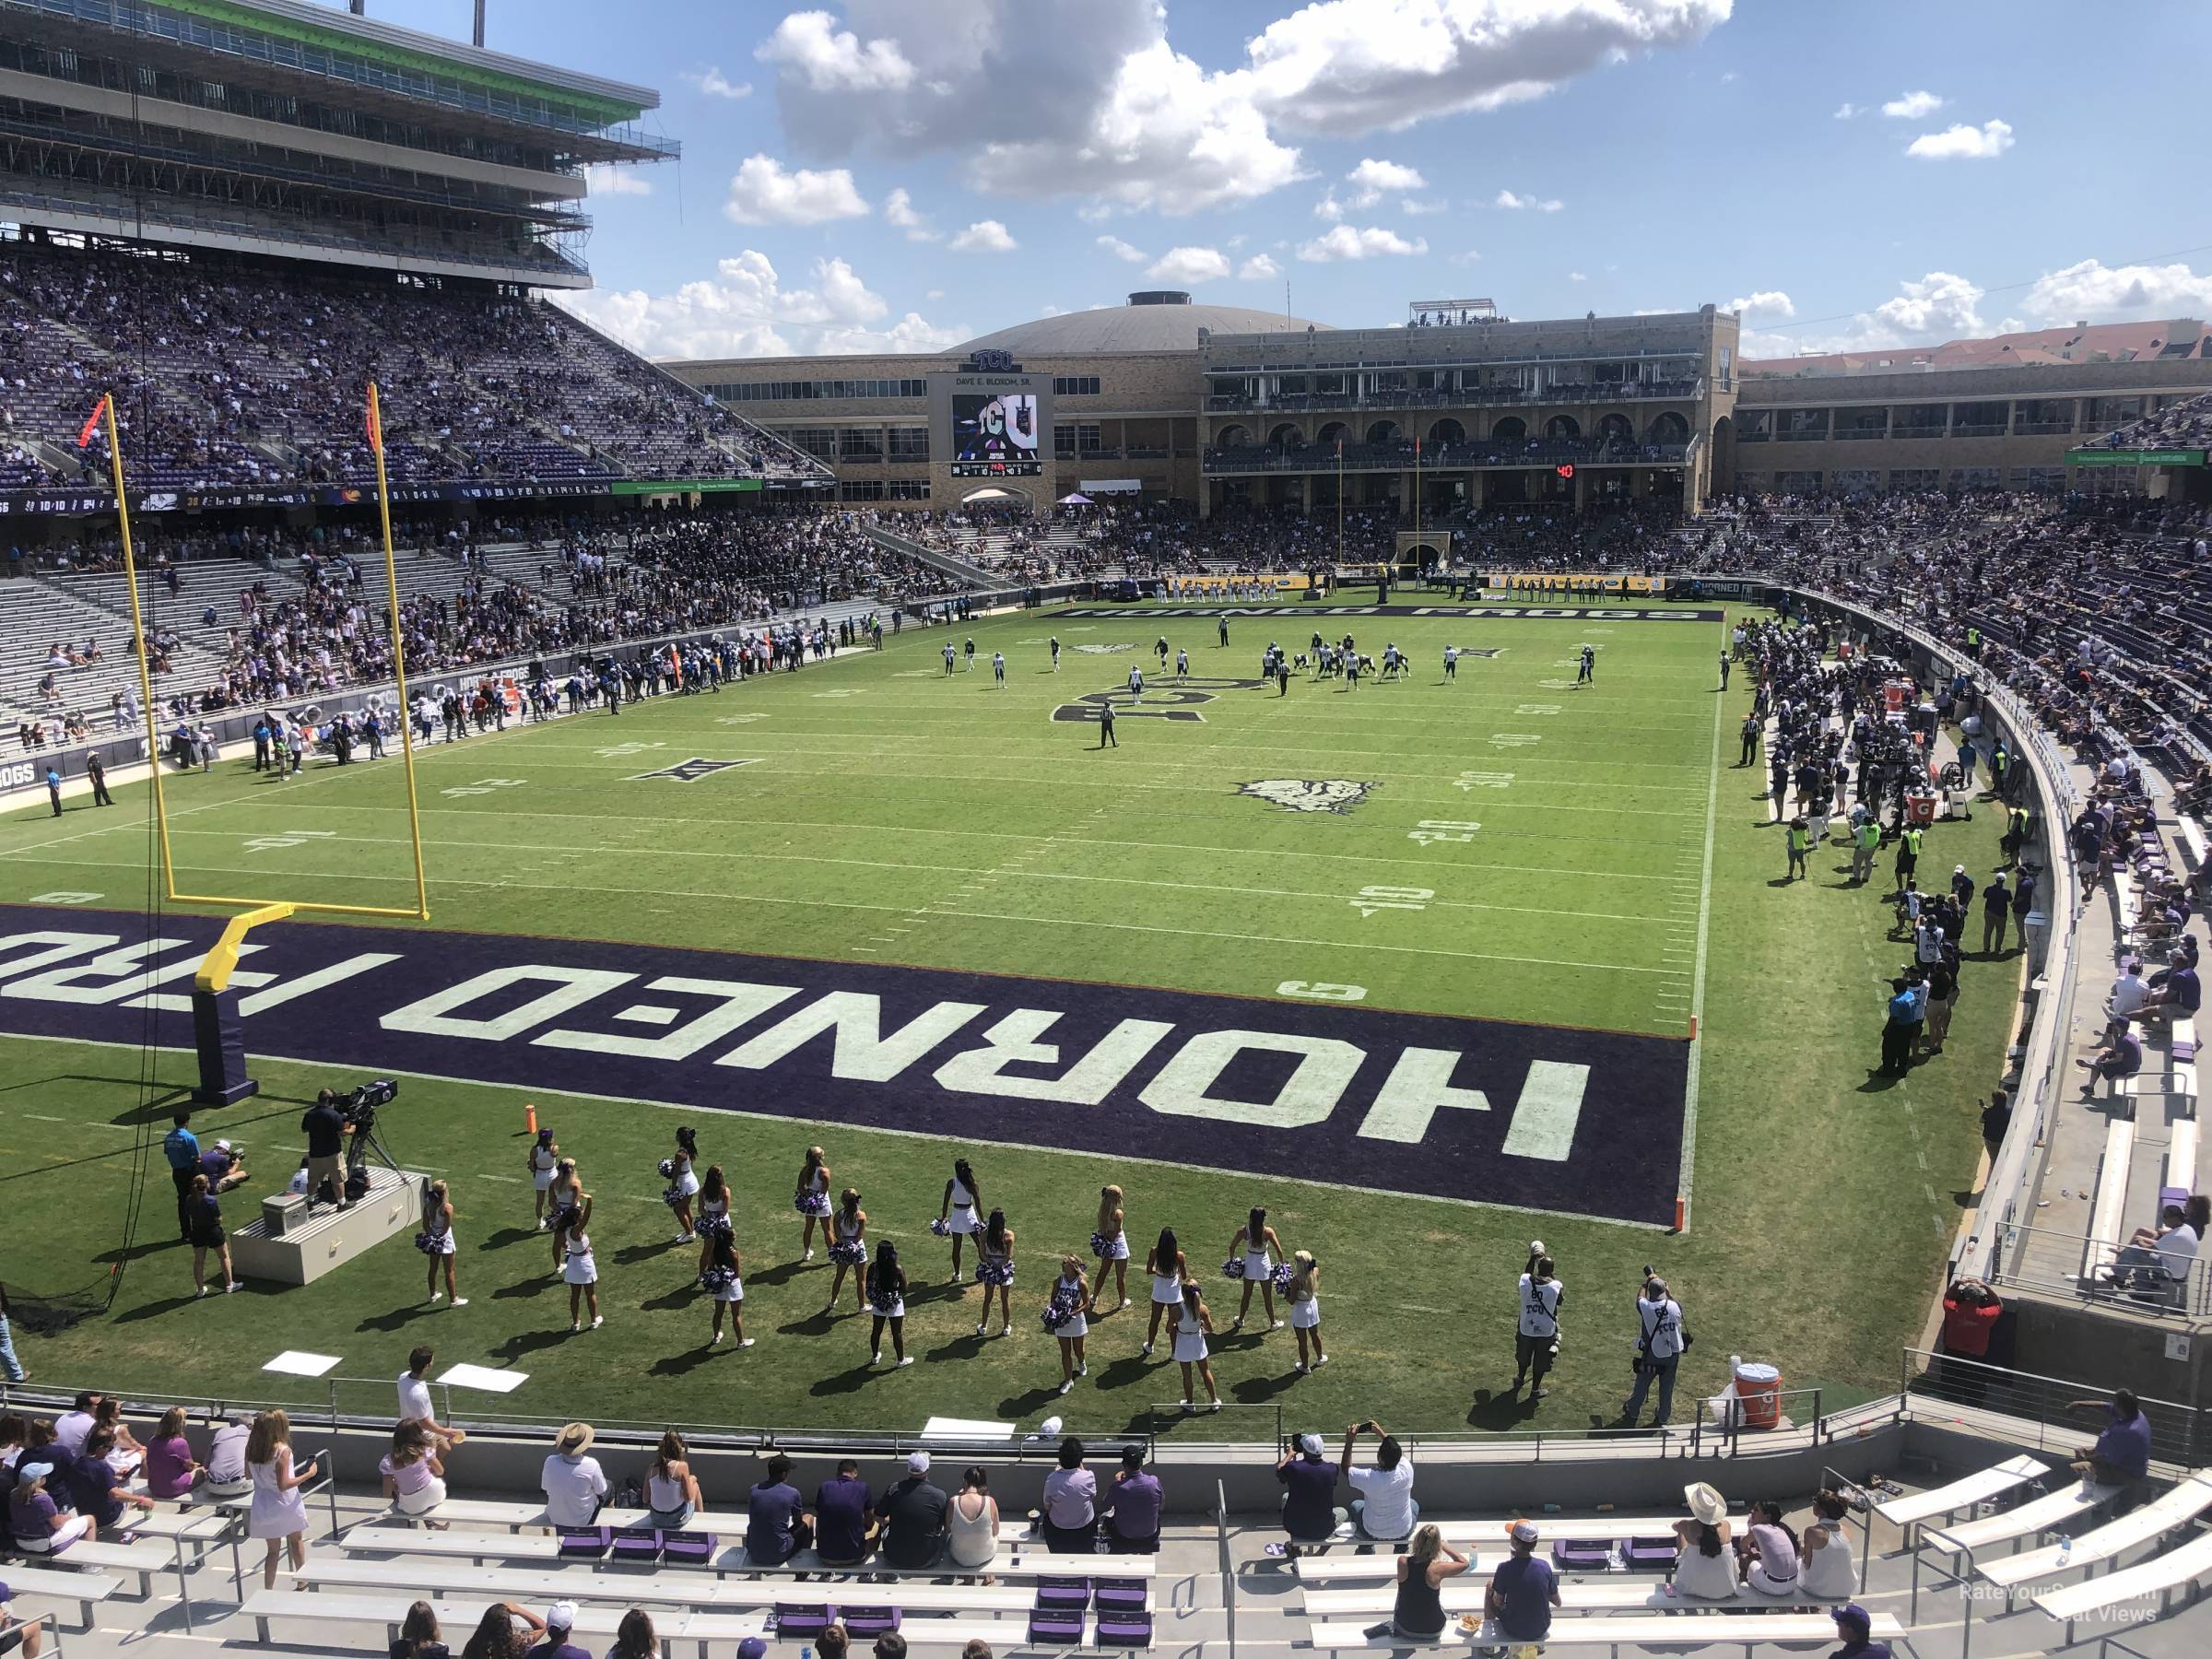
[0,601,2007,1437]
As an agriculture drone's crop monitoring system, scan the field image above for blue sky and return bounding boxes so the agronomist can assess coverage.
[354,0,2212,361]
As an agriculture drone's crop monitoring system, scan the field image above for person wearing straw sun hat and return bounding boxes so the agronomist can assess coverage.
[1672,1481,1737,1600]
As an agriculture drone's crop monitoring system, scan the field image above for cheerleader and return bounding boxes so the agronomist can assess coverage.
[662,1126,701,1244]
[1171,1282,1221,1411]
[1286,1251,1325,1372]
[557,1194,601,1333]
[865,1241,912,1367]
[793,1145,832,1260]
[935,1157,982,1283]
[525,1127,559,1229]
[1045,1254,1093,1395]
[1141,1227,1188,1358]
[700,1234,753,1348]
[972,1208,1015,1338]
[546,1159,581,1274]
[824,1187,868,1312]
[1226,1206,1286,1332]
[694,1165,732,1277]
[1088,1184,1130,1312]
[417,1179,465,1308]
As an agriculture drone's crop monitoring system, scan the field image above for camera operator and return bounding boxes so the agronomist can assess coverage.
[301,1088,354,1210]
[1513,1242,1564,1402]
[1622,1271,1688,1429]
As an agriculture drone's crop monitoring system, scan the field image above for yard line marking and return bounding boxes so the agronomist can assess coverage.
[477,1173,523,1185]
[23,1112,128,1131]
[1676,620,1728,1234]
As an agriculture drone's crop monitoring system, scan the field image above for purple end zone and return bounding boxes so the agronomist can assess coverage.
[1053,606,1725,622]
[0,905,1686,1226]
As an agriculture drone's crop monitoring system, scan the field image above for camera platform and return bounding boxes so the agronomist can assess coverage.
[228,1166,428,1287]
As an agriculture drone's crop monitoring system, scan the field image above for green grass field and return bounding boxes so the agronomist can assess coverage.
[0,601,2010,1440]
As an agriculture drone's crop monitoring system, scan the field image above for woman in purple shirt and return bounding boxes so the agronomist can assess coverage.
[142,1406,203,1500]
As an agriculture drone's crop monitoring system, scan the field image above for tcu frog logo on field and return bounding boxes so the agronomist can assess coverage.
[1239,779,1379,814]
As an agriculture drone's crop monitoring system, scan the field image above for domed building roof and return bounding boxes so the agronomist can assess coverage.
[954,291,1332,356]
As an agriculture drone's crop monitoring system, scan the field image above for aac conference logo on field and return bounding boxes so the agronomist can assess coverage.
[0,906,1687,1225]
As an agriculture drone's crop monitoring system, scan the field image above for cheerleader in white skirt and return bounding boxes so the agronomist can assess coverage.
[935,1157,982,1283]
[559,1194,601,1332]
[972,1208,1016,1337]
[1044,1254,1094,1395]
[865,1241,912,1367]
[694,1164,732,1277]
[1088,1183,1131,1312]
[1171,1282,1221,1411]
[793,1145,832,1261]
[825,1187,868,1313]
[1286,1250,1326,1372]
[1226,1206,1285,1332]
[417,1178,465,1308]
[1141,1227,1188,1358]
[701,1233,753,1348]
[663,1126,701,1243]
[546,1159,582,1274]
[525,1127,559,1230]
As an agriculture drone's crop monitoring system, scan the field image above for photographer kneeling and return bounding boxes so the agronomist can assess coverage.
[1622,1271,1688,1430]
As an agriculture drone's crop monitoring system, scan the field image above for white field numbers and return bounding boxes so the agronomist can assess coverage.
[1409,819,1478,846]
[441,778,526,799]
[1453,771,1513,792]
[1351,885,1433,919]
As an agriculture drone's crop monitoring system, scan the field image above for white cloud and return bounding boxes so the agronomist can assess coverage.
[1873,270,1985,335]
[1451,250,1483,266]
[756,10,917,91]
[724,154,869,224]
[754,0,1719,218]
[1313,190,1346,221]
[1719,69,1737,83]
[1238,253,1281,280]
[1243,0,1730,134]
[948,218,1018,253]
[1832,101,1859,120]
[925,288,945,300]
[1568,271,1587,282]
[1296,224,1428,262]
[1147,245,1231,283]
[1097,234,1150,264]
[1881,89,1946,119]
[1492,188,1563,212]
[1345,157,1426,207]
[1727,289,1794,320]
[1906,119,2013,160]
[1740,269,1988,359]
[1401,198,1448,216]
[583,164,653,197]
[688,65,753,100]
[2018,258,2212,324]
[882,187,939,241]
[554,251,967,359]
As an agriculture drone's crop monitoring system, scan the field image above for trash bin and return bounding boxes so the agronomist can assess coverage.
[1733,1358,1783,1430]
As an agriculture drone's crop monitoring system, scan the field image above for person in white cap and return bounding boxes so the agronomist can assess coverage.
[535,1600,588,1659]
[1512,1245,1564,1402]
[1269,1431,1342,1558]
[879,1451,948,1569]
[1483,1518,1559,1649]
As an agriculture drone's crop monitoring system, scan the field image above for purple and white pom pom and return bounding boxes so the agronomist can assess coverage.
[1271,1262,1295,1291]
[929,1217,952,1238]
[412,1230,434,1255]
[1089,1230,1112,1259]
[794,1191,831,1217]
[830,1240,866,1265]
[662,1187,685,1211]
[976,1258,1015,1287]
[1220,1257,1247,1280]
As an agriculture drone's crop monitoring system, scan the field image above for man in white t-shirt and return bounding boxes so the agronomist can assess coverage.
[1514,1248,1565,1402]
[396,1346,465,1454]
[1339,1420,1417,1540]
[52,1394,100,1458]
[542,1422,607,1526]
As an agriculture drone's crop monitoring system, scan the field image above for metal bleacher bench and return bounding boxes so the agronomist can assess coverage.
[1290,1514,1746,1580]
[339,1522,1156,1582]
[1874,1453,2050,1547]
[2081,1117,2136,1283]
[1981,1469,2212,1602]
[0,1561,124,1629]
[241,1588,767,1659]
[1308,1610,1908,1653]
[2179,815,2210,869]
[17,1535,190,1598]
[2031,1525,2212,1650]
[1304,1577,1861,1618]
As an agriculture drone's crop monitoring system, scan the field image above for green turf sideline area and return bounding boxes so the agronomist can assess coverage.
[0,603,2007,1435]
